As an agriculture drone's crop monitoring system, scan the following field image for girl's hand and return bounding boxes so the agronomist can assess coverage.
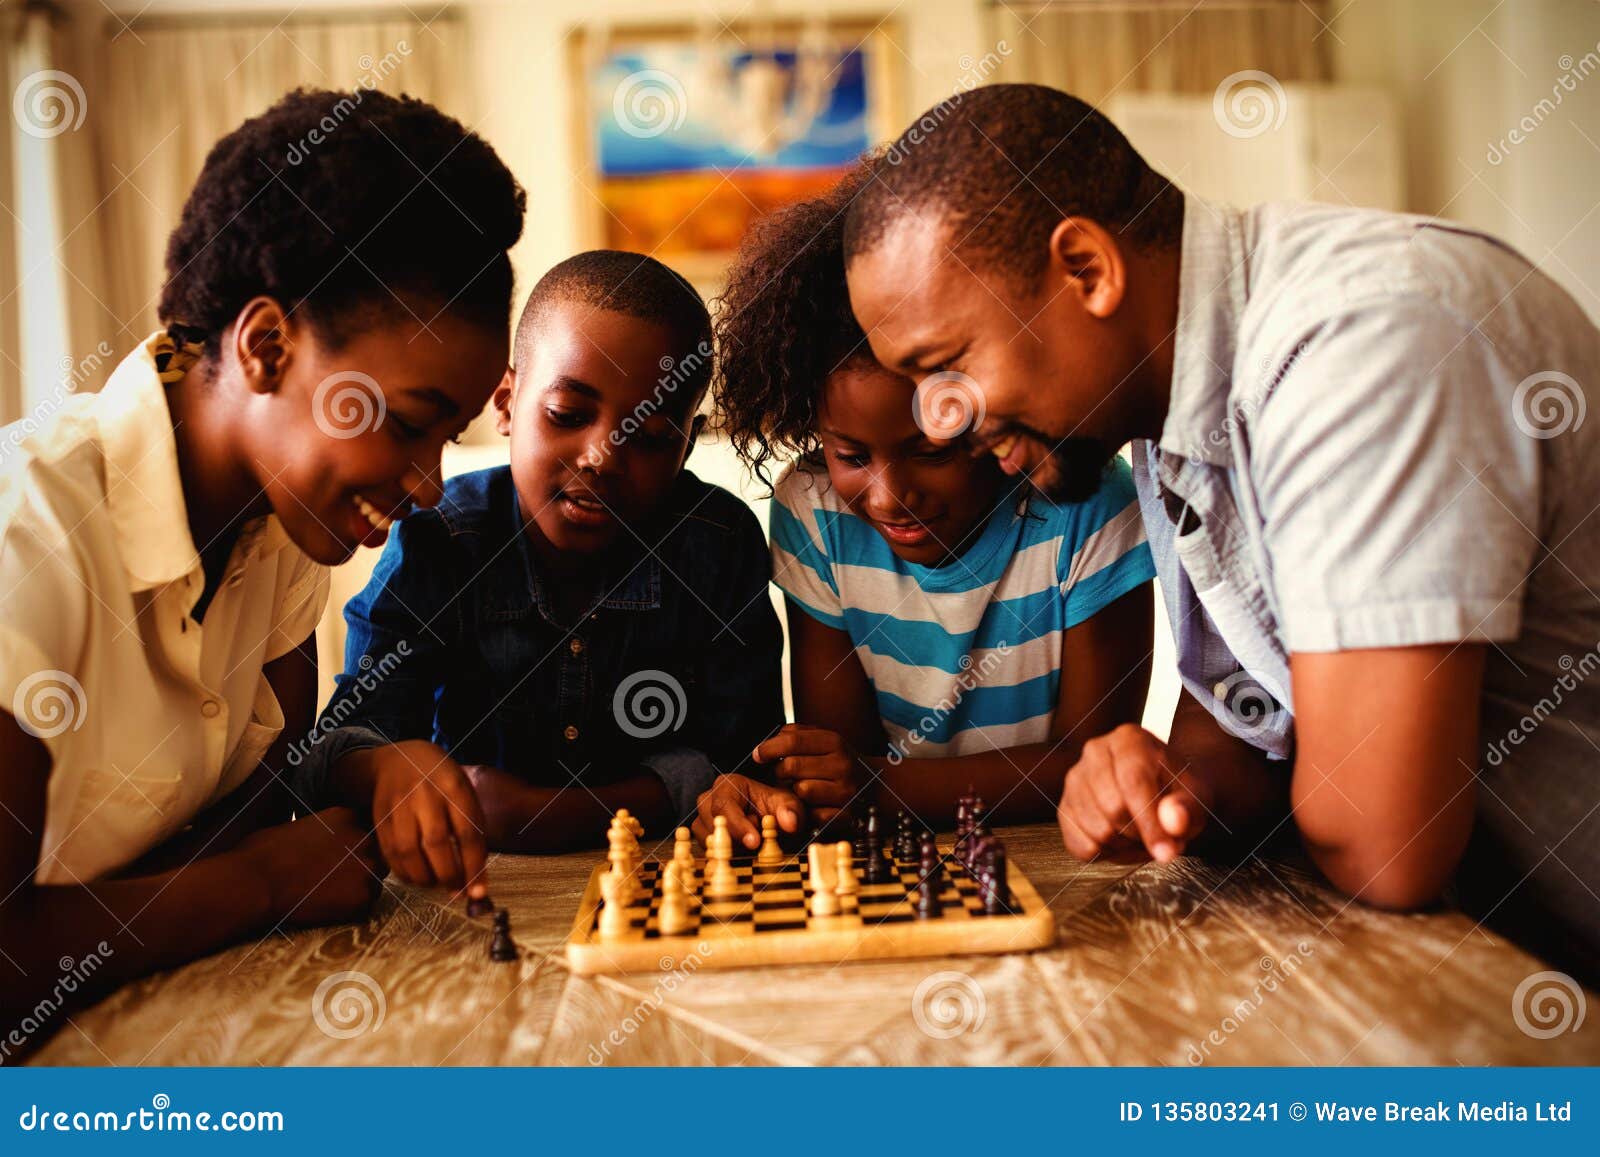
[752,724,871,824]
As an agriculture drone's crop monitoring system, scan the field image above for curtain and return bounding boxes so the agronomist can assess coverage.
[94,8,468,351]
[4,2,114,425]
[990,0,1331,108]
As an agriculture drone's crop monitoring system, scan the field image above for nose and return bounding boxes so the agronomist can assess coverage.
[863,463,919,523]
[576,428,622,474]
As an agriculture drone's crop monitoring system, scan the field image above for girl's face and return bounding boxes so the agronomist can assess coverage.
[817,360,1006,567]
[241,308,508,565]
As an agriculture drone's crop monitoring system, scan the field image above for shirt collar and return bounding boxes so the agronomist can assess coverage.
[1157,196,1250,467]
[96,334,202,591]
[97,333,292,593]
[508,490,662,619]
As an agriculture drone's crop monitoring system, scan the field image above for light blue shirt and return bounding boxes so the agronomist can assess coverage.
[772,461,1154,760]
[1147,196,1600,968]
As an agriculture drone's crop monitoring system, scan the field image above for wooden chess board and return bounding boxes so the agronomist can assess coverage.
[564,844,1056,976]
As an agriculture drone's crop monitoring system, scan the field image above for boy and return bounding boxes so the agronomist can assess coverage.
[295,252,784,879]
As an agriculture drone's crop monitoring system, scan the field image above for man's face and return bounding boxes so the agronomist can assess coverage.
[846,216,1135,503]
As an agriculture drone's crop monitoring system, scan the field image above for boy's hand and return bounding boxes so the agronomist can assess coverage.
[751,724,869,824]
[342,741,489,896]
[233,807,387,927]
[693,773,802,850]
[1058,724,1211,864]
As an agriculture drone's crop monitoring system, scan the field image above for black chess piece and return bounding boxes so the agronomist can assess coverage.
[465,894,494,918]
[981,841,1011,915]
[962,800,988,867]
[894,811,916,862]
[489,909,518,962]
[915,831,942,918]
[862,805,892,884]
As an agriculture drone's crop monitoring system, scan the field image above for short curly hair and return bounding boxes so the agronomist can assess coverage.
[844,84,1181,284]
[159,88,526,358]
[711,159,877,492]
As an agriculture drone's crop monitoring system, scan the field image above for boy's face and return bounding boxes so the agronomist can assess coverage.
[495,304,701,559]
[846,216,1130,504]
[818,360,1005,567]
[245,308,504,565]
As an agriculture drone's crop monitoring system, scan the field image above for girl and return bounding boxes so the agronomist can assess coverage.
[0,89,524,1052]
[698,163,1155,848]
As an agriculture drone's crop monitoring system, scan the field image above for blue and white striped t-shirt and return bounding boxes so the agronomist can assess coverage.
[770,459,1155,759]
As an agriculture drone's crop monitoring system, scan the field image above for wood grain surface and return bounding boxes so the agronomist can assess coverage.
[27,824,1600,1067]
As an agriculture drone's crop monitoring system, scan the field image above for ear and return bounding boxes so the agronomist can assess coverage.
[231,297,294,394]
[492,366,516,437]
[1047,217,1126,320]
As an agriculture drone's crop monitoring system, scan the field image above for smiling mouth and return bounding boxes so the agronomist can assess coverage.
[353,493,397,532]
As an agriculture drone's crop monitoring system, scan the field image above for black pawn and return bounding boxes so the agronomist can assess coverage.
[980,841,1011,915]
[466,894,494,918]
[489,909,517,962]
[915,832,942,918]
[894,811,916,862]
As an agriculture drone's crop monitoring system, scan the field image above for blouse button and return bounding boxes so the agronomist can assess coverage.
[201,700,222,718]
[563,724,580,741]
[570,638,584,655]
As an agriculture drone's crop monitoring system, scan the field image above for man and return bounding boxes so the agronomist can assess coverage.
[844,83,1600,978]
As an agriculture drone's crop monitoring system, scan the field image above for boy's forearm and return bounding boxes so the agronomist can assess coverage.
[472,767,673,853]
[869,743,1074,828]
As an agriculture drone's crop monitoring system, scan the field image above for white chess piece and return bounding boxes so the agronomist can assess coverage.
[833,840,858,895]
[597,867,633,938]
[657,859,692,936]
[755,814,785,866]
[705,817,738,895]
[807,843,840,917]
[673,826,698,892]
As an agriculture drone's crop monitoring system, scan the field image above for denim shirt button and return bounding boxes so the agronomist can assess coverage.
[1213,680,1230,700]
[563,724,580,741]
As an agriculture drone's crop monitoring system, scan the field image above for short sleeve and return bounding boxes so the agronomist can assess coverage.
[769,465,845,629]
[1056,457,1157,628]
[0,499,91,761]
[1252,300,1539,651]
[265,546,330,661]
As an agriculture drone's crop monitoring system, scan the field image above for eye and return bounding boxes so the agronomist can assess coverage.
[914,447,955,463]
[834,451,869,468]
[388,416,425,440]
[636,429,679,451]
[545,407,588,428]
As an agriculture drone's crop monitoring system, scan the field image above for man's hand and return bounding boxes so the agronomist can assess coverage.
[751,724,869,824]
[1057,724,1211,863]
[232,807,387,927]
[341,741,488,896]
[693,773,802,850]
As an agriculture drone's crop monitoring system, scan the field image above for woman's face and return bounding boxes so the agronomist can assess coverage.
[242,307,508,565]
[816,360,1007,567]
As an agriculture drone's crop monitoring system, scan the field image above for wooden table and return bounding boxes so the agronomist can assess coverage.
[31,824,1600,1066]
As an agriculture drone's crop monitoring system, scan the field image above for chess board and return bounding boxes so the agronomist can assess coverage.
[564,843,1056,976]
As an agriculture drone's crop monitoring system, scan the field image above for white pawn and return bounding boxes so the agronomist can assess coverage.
[808,843,840,917]
[706,817,738,896]
[833,840,858,895]
[657,859,692,936]
[673,826,698,892]
[755,815,785,866]
[598,868,633,938]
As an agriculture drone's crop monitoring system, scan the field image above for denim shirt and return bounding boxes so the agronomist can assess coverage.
[290,466,785,822]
